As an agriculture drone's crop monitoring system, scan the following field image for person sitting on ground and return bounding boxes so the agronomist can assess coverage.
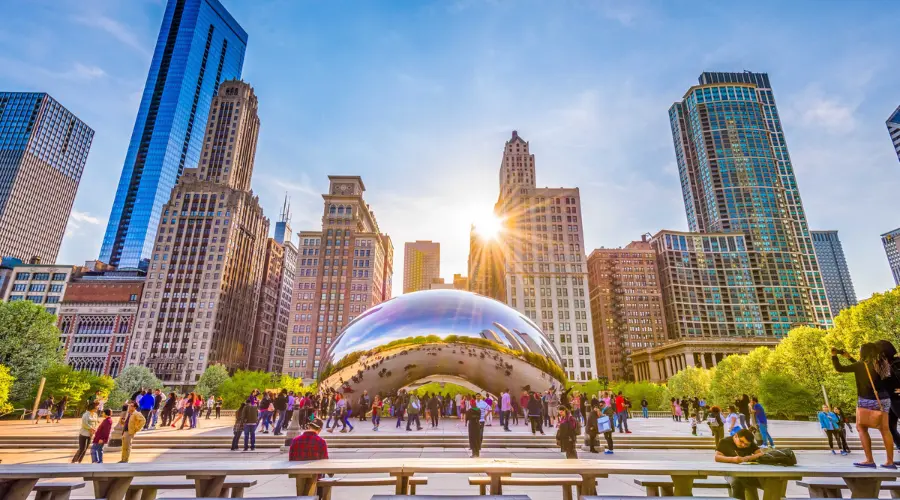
[714,428,765,500]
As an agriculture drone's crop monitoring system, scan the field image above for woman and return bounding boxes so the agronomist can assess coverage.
[876,340,900,454]
[231,402,246,451]
[527,392,544,435]
[161,392,176,427]
[834,406,853,454]
[818,404,843,455]
[556,407,578,459]
[724,405,741,436]
[35,396,53,424]
[192,393,203,428]
[670,398,677,421]
[832,343,896,468]
[484,394,494,426]
[215,396,223,419]
[180,394,195,430]
[707,405,725,443]
[171,394,186,428]
[674,399,683,422]
[53,396,67,423]
[259,392,273,433]
[736,394,751,430]
[72,403,97,463]
[371,395,383,431]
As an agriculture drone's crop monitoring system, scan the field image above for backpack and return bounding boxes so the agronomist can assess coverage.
[756,448,797,466]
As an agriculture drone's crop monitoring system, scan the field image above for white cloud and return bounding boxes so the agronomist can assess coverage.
[65,62,106,80]
[786,86,858,135]
[74,15,151,58]
[69,210,101,226]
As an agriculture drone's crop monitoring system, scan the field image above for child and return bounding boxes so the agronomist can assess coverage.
[690,413,699,436]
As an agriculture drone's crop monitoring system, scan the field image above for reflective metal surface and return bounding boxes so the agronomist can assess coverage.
[319,290,565,396]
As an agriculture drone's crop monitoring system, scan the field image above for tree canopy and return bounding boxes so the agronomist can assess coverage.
[195,364,230,397]
[0,301,63,401]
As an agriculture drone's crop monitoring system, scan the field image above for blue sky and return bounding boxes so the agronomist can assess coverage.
[2,0,898,300]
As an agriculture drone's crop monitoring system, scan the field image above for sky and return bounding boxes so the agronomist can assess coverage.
[1,0,898,301]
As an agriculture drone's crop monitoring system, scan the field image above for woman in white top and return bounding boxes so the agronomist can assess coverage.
[725,405,742,436]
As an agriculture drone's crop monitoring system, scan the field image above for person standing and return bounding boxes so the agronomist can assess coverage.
[179,394,194,430]
[598,400,615,455]
[242,398,260,451]
[358,390,371,422]
[150,389,163,429]
[205,395,215,420]
[71,403,98,463]
[160,392,175,427]
[231,402,246,451]
[586,405,600,453]
[35,396,53,424]
[737,394,751,431]
[119,402,146,463]
[834,406,852,454]
[615,392,630,434]
[138,391,154,430]
[527,392,544,435]
[818,404,844,455]
[641,397,649,419]
[750,396,774,448]
[273,389,288,436]
[707,405,725,443]
[53,396,67,423]
[91,409,113,463]
[215,396,223,419]
[467,397,485,457]
[371,395,383,431]
[724,405,741,436]
[500,389,512,432]
[428,392,441,428]
[406,393,423,431]
[556,407,578,459]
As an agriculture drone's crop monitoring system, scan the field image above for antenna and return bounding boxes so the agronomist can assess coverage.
[280,192,291,224]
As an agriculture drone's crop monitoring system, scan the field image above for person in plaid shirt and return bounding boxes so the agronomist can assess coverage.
[289,418,329,462]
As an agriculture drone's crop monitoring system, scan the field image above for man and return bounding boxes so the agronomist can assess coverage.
[150,389,163,429]
[283,391,296,432]
[500,389,512,432]
[139,390,155,430]
[242,398,260,451]
[427,392,441,428]
[358,390,371,422]
[715,428,765,500]
[468,394,488,457]
[406,393,423,431]
[750,396,774,448]
[586,405,600,453]
[615,391,631,433]
[289,418,331,497]
[273,389,288,437]
[91,409,113,463]
[120,402,146,463]
[641,397,649,419]
[598,400,615,455]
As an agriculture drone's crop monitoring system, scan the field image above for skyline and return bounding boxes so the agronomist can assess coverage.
[2,1,899,300]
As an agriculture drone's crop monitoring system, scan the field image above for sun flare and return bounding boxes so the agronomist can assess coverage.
[473,213,504,240]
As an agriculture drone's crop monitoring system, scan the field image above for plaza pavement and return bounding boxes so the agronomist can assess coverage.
[0,416,871,499]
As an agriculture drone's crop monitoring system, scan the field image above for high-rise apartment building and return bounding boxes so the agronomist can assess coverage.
[249,238,283,371]
[882,227,900,286]
[670,73,830,338]
[269,201,296,374]
[587,237,668,381]
[811,230,856,317]
[0,92,94,263]
[468,225,506,302]
[403,240,440,293]
[59,265,145,377]
[692,71,831,326]
[494,131,596,381]
[887,106,900,164]
[282,176,393,380]
[100,0,247,269]
[630,230,777,382]
[452,273,469,291]
[127,80,268,387]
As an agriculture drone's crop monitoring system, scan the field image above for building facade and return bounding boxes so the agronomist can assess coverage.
[587,237,668,381]
[811,230,857,317]
[3,260,85,315]
[883,227,900,286]
[100,0,247,269]
[249,238,283,371]
[127,80,269,387]
[282,176,393,380]
[888,105,900,165]
[631,338,779,383]
[58,269,145,377]
[403,240,440,293]
[0,92,94,263]
[670,74,830,338]
[468,225,506,302]
[452,273,469,291]
[494,131,596,381]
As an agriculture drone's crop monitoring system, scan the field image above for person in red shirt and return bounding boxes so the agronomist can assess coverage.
[91,409,113,463]
[615,392,631,434]
[289,418,329,462]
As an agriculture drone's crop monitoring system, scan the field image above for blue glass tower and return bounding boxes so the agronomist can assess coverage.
[99,0,247,269]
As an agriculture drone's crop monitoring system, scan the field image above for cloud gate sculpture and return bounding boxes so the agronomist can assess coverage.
[319,289,567,397]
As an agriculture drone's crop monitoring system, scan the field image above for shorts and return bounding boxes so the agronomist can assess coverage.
[37,409,48,416]
[858,397,891,413]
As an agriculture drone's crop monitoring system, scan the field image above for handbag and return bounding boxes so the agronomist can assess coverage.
[598,415,612,433]
[864,363,885,411]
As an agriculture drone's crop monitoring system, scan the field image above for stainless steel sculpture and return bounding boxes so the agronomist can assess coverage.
[319,289,566,397]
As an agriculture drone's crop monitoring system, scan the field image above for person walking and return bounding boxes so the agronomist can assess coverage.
[818,404,845,455]
[406,393,423,431]
[52,396,67,423]
[119,401,146,463]
[725,405,741,436]
[273,389,288,436]
[707,405,725,443]
[528,392,544,435]
[91,409,113,463]
[750,396,774,448]
[641,397,649,419]
[138,391,154,430]
[35,396,53,424]
[500,389,512,432]
[834,406,853,454]
[556,407,579,459]
[371,395,383,431]
[231,402,246,451]
[161,392,175,427]
[71,403,98,463]
[833,344,896,468]
[736,394,751,431]
[615,392,630,433]
[466,397,485,457]
[192,393,203,428]
[179,394,195,430]
[258,392,273,433]
[215,396,223,419]
[242,398,260,451]
[428,392,441,428]
[205,395,215,420]
[599,400,615,454]
[674,399,683,422]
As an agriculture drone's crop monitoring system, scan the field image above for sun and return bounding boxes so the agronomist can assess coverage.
[473,213,504,240]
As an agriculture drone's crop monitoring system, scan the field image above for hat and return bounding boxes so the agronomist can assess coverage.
[309,418,324,431]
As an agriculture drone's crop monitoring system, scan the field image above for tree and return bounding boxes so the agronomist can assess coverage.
[108,366,163,409]
[758,372,818,417]
[829,287,900,351]
[195,364,230,397]
[0,365,14,414]
[0,301,64,401]
[219,370,275,408]
[39,364,92,404]
[708,355,746,407]
[610,381,669,410]
[666,366,712,400]
[83,373,115,410]
[771,326,855,412]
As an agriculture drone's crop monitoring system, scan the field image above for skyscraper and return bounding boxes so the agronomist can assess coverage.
[887,105,900,164]
[694,71,831,326]
[670,73,830,338]
[811,230,857,317]
[468,225,505,302]
[0,92,94,263]
[282,176,393,380]
[127,80,268,387]
[587,237,668,381]
[403,240,440,293]
[882,227,900,286]
[100,0,247,269]
[495,131,597,381]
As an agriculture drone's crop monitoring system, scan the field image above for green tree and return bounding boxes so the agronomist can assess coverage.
[828,287,900,351]
[0,301,64,401]
[758,372,819,417]
[108,366,163,409]
[610,381,669,410]
[771,326,855,412]
[82,373,114,410]
[0,365,15,414]
[39,364,91,404]
[708,355,746,407]
[666,366,712,400]
[219,370,275,408]
[195,364,230,397]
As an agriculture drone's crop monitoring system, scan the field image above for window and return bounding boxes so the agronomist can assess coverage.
[51,273,67,281]
[14,273,30,280]
[33,273,50,280]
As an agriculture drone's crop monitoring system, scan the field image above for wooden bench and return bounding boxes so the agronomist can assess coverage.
[373,496,530,500]
[633,477,732,496]
[470,475,582,500]
[582,497,730,500]
[317,476,428,499]
[126,478,258,500]
[798,479,900,498]
[33,480,85,500]
[158,497,314,500]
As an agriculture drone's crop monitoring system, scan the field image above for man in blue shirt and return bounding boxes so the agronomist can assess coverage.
[138,390,155,431]
[751,396,774,448]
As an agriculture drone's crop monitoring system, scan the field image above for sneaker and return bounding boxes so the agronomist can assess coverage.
[604,450,614,455]
[339,429,347,433]
[841,451,848,456]
[831,450,837,455]
[625,431,632,434]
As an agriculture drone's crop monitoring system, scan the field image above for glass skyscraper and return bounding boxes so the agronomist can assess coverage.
[99,0,247,269]
[0,92,94,263]
[882,227,900,286]
[887,105,900,165]
[669,73,831,338]
[811,230,856,317]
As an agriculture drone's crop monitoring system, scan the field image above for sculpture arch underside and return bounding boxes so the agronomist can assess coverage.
[319,341,562,398]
